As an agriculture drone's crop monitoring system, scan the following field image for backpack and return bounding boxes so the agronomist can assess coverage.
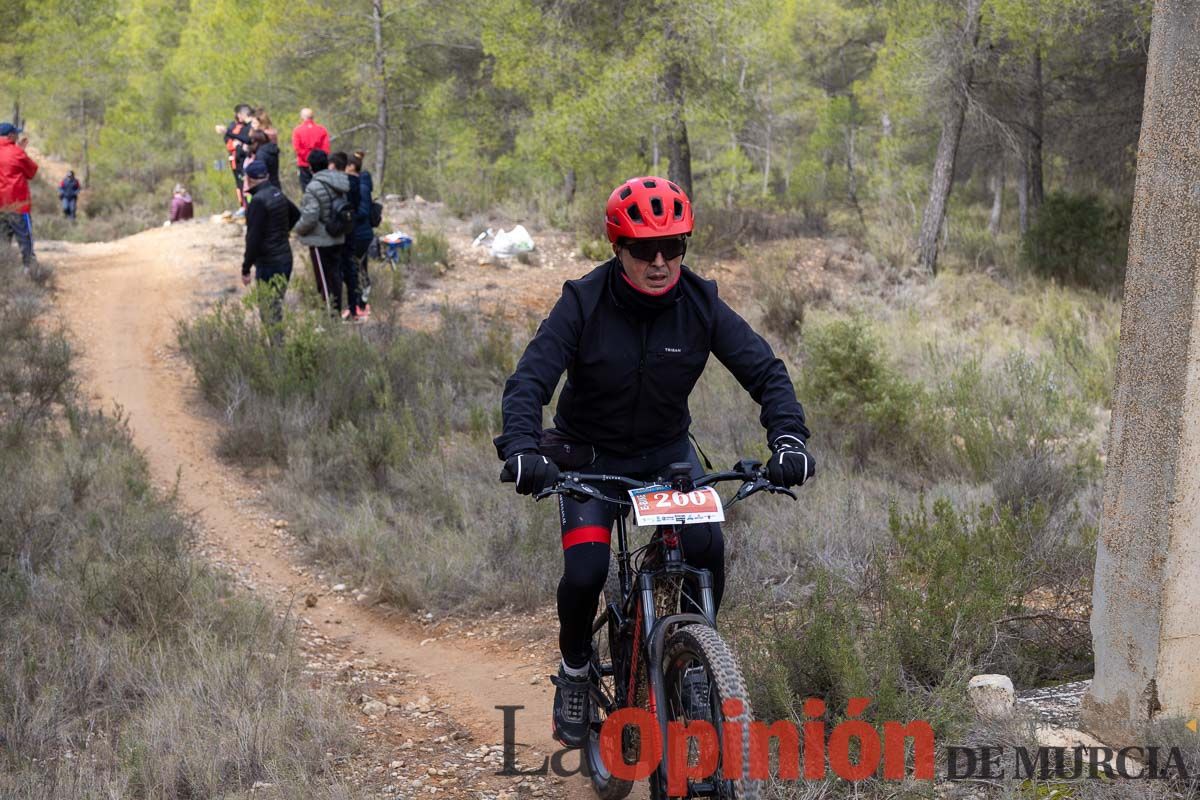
[324,193,355,237]
[369,201,383,229]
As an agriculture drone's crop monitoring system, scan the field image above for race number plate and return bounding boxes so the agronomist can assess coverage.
[628,485,725,527]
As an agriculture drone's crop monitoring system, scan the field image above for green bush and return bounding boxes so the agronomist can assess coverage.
[801,317,943,473]
[738,495,1052,737]
[412,227,451,270]
[935,350,1098,510]
[578,235,611,262]
[1022,192,1126,291]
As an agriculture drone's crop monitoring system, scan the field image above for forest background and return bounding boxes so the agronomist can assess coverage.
[0,0,1151,276]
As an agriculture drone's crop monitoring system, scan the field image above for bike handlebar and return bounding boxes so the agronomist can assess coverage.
[501,458,797,507]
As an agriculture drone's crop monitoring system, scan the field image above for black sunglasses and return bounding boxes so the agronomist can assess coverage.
[623,237,687,262]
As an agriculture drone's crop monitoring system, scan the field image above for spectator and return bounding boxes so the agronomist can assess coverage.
[169,184,194,223]
[244,130,280,191]
[216,103,253,214]
[291,108,330,193]
[0,122,38,271]
[242,160,299,334]
[346,151,376,319]
[250,130,280,190]
[251,108,278,144]
[328,151,361,321]
[58,170,81,220]
[292,149,352,318]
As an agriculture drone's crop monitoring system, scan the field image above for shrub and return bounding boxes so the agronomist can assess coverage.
[1022,192,1126,291]
[177,298,554,610]
[800,317,942,473]
[934,350,1098,509]
[412,227,451,270]
[0,257,358,799]
[578,235,610,262]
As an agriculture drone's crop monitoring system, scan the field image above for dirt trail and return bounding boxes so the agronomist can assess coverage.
[43,222,601,799]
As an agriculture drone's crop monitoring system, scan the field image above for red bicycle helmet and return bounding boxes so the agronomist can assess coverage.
[605,176,694,243]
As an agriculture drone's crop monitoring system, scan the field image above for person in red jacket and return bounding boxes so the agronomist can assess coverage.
[0,122,38,270]
[291,108,330,193]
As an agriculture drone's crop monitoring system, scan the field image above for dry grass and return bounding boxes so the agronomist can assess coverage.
[0,249,361,799]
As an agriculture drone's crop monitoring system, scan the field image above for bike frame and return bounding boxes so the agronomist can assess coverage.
[597,508,720,794]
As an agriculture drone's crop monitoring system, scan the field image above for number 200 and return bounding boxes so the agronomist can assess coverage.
[653,490,708,508]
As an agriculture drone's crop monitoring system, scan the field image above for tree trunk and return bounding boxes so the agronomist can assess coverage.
[371,0,389,187]
[1026,44,1045,224]
[845,101,865,226]
[916,0,984,274]
[563,167,576,206]
[663,23,693,197]
[988,169,1004,235]
[762,76,773,197]
[1079,0,1200,743]
[1018,159,1029,234]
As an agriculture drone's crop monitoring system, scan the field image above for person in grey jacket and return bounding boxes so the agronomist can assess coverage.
[292,149,351,316]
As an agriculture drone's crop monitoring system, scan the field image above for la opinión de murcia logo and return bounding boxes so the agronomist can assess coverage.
[494,701,1191,789]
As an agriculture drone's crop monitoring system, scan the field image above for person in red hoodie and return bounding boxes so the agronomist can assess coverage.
[291,108,330,193]
[0,122,38,270]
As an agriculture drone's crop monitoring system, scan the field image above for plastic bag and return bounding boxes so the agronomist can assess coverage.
[489,224,535,258]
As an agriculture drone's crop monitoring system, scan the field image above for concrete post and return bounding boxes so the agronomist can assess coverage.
[1080,1,1200,745]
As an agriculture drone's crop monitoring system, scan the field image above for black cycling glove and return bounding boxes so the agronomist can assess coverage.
[503,452,561,496]
[766,436,815,488]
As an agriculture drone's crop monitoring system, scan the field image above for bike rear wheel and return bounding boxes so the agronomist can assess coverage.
[661,624,759,799]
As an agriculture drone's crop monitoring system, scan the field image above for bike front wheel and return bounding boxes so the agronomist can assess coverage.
[661,624,759,800]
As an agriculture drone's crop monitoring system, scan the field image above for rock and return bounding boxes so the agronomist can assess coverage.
[332,583,347,592]
[385,694,404,707]
[362,700,389,716]
[968,674,1015,717]
[304,593,318,608]
[273,519,288,529]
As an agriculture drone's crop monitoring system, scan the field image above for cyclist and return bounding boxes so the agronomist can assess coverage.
[495,176,816,748]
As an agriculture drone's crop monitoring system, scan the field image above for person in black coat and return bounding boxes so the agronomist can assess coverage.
[494,176,817,749]
[346,151,376,316]
[249,130,281,189]
[58,171,81,219]
[242,160,299,333]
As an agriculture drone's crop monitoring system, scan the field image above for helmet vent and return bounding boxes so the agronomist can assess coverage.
[627,203,643,223]
[650,197,663,217]
[619,187,632,200]
[673,199,684,220]
[643,179,657,189]
[668,181,680,193]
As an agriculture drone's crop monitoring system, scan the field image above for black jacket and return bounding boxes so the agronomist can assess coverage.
[494,258,809,460]
[257,142,281,188]
[351,171,375,243]
[243,182,300,275]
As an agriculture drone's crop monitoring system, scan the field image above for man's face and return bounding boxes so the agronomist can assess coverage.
[614,236,686,295]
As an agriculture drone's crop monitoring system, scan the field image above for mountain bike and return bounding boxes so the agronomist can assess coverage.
[506,459,795,799]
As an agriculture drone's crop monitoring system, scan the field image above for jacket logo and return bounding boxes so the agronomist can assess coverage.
[664,347,682,353]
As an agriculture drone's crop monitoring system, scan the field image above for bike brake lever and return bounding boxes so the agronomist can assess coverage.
[767,485,798,501]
